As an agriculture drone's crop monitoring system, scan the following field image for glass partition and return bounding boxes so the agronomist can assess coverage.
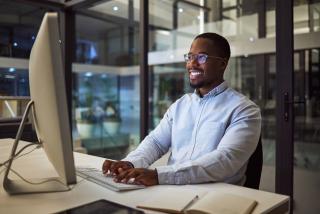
[0,1,47,119]
[72,0,140,159]
[148,0,277,192]
[293,1,320,213]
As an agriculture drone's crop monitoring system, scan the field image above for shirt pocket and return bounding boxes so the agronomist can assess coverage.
[196,121,226,152]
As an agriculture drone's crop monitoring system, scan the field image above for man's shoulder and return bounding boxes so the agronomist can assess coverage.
[173,93,194,104]
[223,87,259,109]
[167,93,194,113]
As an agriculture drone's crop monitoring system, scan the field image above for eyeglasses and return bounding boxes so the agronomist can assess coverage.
[184,53,226,64]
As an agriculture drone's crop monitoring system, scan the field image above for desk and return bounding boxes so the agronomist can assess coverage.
[0,139,289,214]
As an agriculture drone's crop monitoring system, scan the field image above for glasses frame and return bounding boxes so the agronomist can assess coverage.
[184,53,227,64]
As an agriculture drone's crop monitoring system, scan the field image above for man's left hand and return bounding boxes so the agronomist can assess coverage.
[114,168,158,186]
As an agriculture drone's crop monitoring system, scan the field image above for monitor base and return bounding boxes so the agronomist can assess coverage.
[2,100,71,195]
[3,177,70,195]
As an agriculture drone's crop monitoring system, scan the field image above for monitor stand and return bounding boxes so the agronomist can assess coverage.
[3,100,70,195]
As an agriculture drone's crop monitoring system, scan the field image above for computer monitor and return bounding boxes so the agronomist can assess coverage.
[3,12,76,194]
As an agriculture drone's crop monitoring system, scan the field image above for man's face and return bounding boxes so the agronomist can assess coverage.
[186,38,226,90]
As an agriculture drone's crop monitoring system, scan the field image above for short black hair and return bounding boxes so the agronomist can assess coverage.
[194,32,231,60]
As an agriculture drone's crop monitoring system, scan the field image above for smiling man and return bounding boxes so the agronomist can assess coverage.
[102,32,261,187]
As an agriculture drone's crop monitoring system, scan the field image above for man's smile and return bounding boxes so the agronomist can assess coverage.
[189,69,204,80]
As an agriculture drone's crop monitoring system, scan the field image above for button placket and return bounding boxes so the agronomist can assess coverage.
[189,98,207,159]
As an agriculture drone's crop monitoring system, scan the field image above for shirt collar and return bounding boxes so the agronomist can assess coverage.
[194,81,228,98]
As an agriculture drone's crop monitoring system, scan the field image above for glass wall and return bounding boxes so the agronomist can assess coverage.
[148,0,277,191]
[293,1,320,213]
[0,1,48,140]
[72,0,141,159]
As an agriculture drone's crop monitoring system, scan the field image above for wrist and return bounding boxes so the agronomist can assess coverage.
[126,161,134,168]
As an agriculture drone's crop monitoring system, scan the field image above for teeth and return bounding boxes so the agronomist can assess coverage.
[190,70,203,76]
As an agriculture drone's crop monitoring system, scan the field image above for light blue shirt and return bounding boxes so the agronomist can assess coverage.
[123,81,261,185]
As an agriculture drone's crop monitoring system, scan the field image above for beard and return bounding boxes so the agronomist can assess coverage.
[189,81,205,89]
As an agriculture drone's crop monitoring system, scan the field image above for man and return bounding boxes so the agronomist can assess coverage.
[102,32,261,187]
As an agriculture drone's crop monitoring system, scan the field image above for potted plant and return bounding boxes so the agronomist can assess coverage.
[76,108,97,138]
[103,101,121,136]
[75,78,99,138]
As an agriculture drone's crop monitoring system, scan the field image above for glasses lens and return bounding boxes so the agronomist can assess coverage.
[184,54,190,62]
[197,54,207,64]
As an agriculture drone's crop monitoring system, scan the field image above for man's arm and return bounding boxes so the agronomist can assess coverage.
[121,106,173,168]
[155,104,261,185]
[109,108,173,186]
[102,106,174,183]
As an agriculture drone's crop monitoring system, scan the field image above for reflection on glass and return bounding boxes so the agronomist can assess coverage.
[73,1,140,159]
[0,2,46,58]
[293,48,320,213]
[0,67,30,119]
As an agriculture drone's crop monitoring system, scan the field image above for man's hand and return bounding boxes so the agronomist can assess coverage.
[102,160,133,175]
[114,168,159,186]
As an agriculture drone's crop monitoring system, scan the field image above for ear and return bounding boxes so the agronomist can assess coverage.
[219,59,228,71]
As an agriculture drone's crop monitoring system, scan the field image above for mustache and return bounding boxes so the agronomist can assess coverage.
[188,68,204,72]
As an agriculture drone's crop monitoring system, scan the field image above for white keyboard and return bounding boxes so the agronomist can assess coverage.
[76,167,145,192]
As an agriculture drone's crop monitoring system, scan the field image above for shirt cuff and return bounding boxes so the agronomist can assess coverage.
[155,165,176,184]
[156,165,193,185]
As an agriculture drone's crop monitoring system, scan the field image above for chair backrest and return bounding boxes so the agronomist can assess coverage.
[244,136,263,189]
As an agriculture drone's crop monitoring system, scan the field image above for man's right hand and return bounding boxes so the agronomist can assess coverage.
[102,160,134,175]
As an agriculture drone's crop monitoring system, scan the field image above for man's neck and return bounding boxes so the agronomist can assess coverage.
[198,80,224,97]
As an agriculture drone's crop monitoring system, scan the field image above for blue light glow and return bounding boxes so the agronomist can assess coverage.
[85,72,93,77]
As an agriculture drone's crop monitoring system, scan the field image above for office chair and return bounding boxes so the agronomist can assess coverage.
[243,136,263,189]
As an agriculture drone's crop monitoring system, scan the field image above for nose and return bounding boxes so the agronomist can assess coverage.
[189,56,199,67]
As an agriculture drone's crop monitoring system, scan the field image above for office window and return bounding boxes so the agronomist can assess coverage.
[0,1,49,141]
[293,1,320,213]
[72,0,140,159]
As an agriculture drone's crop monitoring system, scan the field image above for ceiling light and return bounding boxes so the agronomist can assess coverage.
[85,72,93,77]
[113,6,119,11]
[178,8,183,13]
[157,30,171,36]
[13,42,18,47]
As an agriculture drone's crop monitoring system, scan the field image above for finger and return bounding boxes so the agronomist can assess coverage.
[113,162,132,175]
[116,169,139,183]
[102,160,113,174]
[114,169,131,182]
[109,162,120,175]
[134,175,146,185]
[118,168,124,173]
[123,170,141,183]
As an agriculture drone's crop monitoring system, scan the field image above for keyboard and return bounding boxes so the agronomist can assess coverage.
[76,167,145,192]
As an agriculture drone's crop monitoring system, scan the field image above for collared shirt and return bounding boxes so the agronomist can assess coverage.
[123,81,261,185]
